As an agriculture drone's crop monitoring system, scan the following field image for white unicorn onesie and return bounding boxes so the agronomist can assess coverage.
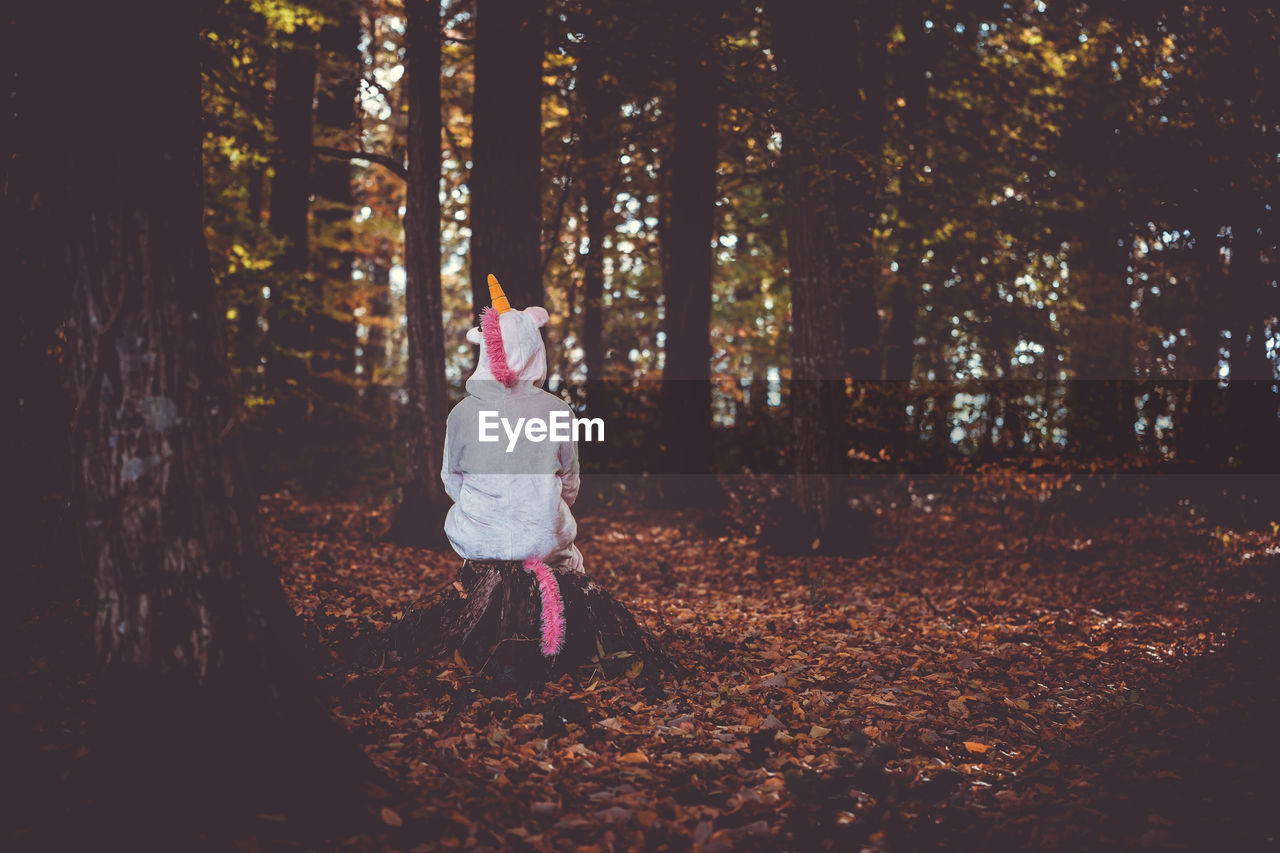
[440,275,583,655]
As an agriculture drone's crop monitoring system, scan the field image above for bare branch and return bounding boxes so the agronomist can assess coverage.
[361,75,395,101]
[312,145,408,180]
[541,125,579,277]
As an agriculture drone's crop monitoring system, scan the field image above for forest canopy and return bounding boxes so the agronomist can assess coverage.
[14,0,1279,500]
[190,0,1278,498]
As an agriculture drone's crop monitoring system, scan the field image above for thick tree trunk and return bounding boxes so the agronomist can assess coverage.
[4,22,76,617]
[882,5,933,460]
[311,4,363,395]
[658,10,719,504]
[469,0,544,316]
[41,1,375,842]
[579,44,613,421]
[777,133,847,548]
[770,0,872,554]
[834,4,888,383]
[388,0,452,547]
[266,32,318,391]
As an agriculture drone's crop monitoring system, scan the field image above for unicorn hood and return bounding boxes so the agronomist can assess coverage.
[464,274,550,400]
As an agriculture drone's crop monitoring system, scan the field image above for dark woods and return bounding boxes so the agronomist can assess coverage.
[5,0,1279,847]
[22,3,1278,490]
[248,4,1272,494]
[14,0,1270,508]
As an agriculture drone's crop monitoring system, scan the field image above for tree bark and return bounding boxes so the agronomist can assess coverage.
[579,42,613,421]
[770,0,873,554]
[364,258,393,385]
[882,2,935,464]
[1177,212,1226,466]
[235,165,268,394]
[658,11,719,502]
[266,31,318,390]
[1225,213,1278,468]
[834,4,888,383]
[469,0,545,316]
[41,0,375,842]
[1064,222,1137,458]
[311,3,363,395]
[388,0,452,547]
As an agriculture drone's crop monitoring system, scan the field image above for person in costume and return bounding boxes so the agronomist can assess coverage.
[440,274,583,656]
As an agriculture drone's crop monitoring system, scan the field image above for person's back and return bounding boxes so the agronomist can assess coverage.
[443,390,581,569]
[441,276,584,573]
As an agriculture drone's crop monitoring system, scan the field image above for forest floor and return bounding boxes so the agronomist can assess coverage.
[265,483,1278,851]
[9,482,1279,851]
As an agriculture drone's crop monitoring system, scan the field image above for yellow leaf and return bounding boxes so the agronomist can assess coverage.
[963,741,990,754]
[809,725,832,739]
[380,807,403,827]
[619,751,649,764]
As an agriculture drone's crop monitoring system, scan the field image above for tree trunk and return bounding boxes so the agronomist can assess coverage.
[311,4,363,396]
[883,275,917,382]
[770,0,872,555]
[42,0,374,842]
[658,13,719,503]
[1065,223,1137,458]
[361,257,396,435]
[364,257,393,385]
[1225,214,1278,469]
[234,165,268,396]
[882,5,933,460]
[4,19,76,618]
[1177,213,1226,466]
[469,0,544,316]
[579,43,613,421]
[388,0,451,547]
[266,31,318,391]
[834,4,887,383]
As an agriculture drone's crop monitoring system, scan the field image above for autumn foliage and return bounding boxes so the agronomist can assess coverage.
[249,479,1277,849]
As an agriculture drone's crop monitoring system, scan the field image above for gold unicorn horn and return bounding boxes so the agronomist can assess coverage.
[487,273,512,314]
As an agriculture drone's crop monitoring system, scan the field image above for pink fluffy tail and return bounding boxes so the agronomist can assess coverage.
[523,558,565,657]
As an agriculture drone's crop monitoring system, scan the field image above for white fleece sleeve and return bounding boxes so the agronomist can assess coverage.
[441,410,464,502]
[557,429,580,508]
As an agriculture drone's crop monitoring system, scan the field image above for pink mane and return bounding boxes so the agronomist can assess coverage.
[523,558,565,657]
[481,307,518,388]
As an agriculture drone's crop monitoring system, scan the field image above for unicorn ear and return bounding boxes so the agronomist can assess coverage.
[524,306,549,327]
[466,326,483,344]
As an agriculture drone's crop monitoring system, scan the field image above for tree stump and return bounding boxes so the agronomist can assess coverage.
[389,560,676,683]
